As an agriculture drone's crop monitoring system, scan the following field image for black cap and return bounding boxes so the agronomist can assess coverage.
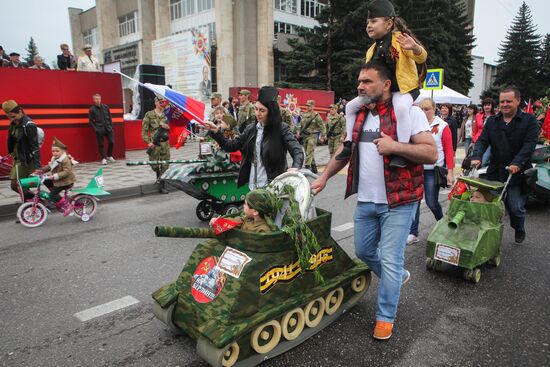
[9,52,20,57]
[367,0,396,19]
[258,86,279,105]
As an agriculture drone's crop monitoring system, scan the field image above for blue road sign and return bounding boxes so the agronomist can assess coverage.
[424,68,444,90]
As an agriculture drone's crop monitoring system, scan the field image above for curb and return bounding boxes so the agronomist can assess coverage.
[0,182,175,220]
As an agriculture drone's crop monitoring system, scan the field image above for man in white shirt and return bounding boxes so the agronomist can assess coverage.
[77,45,100,72]
[312,61,437,341]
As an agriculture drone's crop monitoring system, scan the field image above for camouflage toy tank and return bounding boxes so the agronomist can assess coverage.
[152,173,371,366]
[162,147,247,221]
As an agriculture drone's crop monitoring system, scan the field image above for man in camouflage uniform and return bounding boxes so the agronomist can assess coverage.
[237,89,256,133]
[278,95,292,126]
[326,104,346,156]
[209,92,229,122]
[297,100,326,173]
[142,99,170,193]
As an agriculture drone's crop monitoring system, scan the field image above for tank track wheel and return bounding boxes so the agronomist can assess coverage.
[251,320,282,354]
[489,255,501,267]
[471,268,481,284]
[304,297,325,328]
[151,302,182,335]
[324,287,344,315]
[196,200,215,221]
[281,308,305,341]
[196,338,239,367]
[351,273,371,293]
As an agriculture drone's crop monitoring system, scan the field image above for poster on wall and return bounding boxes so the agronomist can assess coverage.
[152,30,211,120]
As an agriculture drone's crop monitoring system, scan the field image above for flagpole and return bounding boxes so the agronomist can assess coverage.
[114,70,206,125]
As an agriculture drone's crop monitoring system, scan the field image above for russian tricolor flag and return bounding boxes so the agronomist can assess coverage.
[142,83,206,148]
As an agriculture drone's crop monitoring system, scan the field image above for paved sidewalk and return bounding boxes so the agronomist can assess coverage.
[0,141,466,218]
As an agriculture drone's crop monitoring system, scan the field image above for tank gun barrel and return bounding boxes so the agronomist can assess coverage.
[448,210,465,229]
[126,159,207,166]
[155,226,217,238]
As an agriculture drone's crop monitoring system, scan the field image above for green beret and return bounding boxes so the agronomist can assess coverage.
[238,89,251,96]
[306,100,315,106]
[2,100,19,113]
[367,0,396,19]
[211,92,222,99]
[222,114,237,129]
[245,189,278,219]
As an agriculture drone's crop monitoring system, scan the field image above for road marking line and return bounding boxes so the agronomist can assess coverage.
[332,222,354,232]
[74,296,140,322]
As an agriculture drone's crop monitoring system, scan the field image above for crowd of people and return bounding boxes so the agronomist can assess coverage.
[0,43,100,71]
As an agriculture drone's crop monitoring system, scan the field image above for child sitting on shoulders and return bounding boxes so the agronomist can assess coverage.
[209,189,278,233]
[337,0,427,167]
[38,138,76,216]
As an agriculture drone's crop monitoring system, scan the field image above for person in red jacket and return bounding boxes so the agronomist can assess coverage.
[472,98,495,166]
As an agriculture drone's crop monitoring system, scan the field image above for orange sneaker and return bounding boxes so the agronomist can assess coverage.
[373,320,393,340]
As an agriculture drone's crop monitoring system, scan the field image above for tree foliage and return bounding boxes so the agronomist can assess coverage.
[494,1,541,101]
[25,37,39,66]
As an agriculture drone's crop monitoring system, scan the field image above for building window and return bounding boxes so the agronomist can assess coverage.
[170,0,195,20]
[83,28,97,46]
[119,12,138,37]
[275,0,297,13]
[301,0,324,18]
[274,21,297,35]
[197,0,215,12]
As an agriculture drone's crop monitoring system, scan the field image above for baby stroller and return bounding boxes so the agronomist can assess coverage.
[426,171,513,284]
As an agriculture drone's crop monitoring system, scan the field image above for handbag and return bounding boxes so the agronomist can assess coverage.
[434,165,449,188]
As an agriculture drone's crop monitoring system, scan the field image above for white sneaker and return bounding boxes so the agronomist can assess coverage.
[101,158,108,165]
[406,234,419,245]
[108,156,116,162]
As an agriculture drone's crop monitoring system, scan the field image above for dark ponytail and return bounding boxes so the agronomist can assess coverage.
[260,100,286,169]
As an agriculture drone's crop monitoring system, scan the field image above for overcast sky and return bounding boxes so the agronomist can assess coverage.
[2,0,549,67]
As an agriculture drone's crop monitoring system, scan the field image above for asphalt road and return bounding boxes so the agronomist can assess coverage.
[1,174,549,367]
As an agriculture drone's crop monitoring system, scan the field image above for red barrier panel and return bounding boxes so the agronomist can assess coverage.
[228,86,335,119]
[0,68,125,164]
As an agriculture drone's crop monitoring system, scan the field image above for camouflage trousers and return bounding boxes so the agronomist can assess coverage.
[148,141,170,176]
[303,135,317,166]
[328,136,342,156]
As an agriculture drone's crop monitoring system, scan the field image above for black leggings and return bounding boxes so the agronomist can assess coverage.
[44,179,71,203]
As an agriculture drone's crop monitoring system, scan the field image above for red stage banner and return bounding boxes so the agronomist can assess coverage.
[0,68,125,164]
[228,86,335,119]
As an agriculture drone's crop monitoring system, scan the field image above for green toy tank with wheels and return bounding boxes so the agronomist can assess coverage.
[426,176,510,283]
[152,208,371,366]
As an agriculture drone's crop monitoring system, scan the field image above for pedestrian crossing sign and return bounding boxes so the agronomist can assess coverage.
[423,68,444,90]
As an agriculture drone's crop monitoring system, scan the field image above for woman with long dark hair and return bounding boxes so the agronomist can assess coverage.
[203,86,304,189]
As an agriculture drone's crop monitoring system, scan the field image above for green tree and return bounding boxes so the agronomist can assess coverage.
[25,37,39,66]
[539,34,550,92]
[493,1,541,101]
[279,0,474,98]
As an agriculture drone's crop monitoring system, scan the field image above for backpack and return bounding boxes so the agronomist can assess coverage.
[23,120,45,147]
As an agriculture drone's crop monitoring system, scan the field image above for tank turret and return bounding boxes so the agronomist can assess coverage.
[155,226,216,238]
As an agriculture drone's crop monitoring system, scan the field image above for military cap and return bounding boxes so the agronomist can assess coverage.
[52,137,67,150]
[367,0,396,19]
[306,100,315,106]
[245,189,278,218]
[82,44,92,50]
[2,100,19,113]
[9,52,20,57]
[330,104,338,109]
[211,92,222,100]
[222,114,237,129]
[258,86,279,105]
[238,89,251,96]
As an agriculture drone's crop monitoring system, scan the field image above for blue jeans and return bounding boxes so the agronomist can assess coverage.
[410,169,443,236]
[504,184,526,233]
[354,201,417,323]
[481,146,492,167]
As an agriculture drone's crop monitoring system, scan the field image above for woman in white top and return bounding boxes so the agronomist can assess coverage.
[459,104,478,150]
[407,98,455,245]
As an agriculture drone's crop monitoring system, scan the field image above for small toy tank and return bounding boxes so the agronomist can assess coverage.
[162,149,248,221]
[426,176,509,283]
[152,173,371,366]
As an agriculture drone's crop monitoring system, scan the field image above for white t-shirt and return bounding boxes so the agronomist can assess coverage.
[357,106,430,204]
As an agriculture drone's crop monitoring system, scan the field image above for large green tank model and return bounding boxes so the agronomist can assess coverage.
[152,172,371,366]
[153,209,370,366]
